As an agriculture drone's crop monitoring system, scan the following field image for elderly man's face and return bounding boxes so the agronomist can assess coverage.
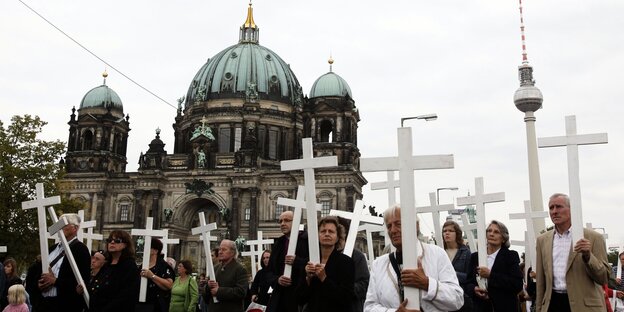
[218,241,235,263]
[278,211,293,235]
[549,196,571,230]
[62,224,79,239]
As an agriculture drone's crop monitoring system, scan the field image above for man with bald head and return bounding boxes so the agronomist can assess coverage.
[205,239,248,312]
[266,210,309,312]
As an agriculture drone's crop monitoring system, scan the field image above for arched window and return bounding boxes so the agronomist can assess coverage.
[82,130,94,150]
[320,120,333,143]
[272,193,288,220]
[318,191,334,217]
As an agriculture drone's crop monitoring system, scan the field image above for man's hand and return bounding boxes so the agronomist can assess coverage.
[616,277,621,285]
[38,271,56,292]
[284,255,295,265]
[401,267,429,290]
[251,294,258,302]
[397,299,421,312]
[474,286,489,300]
[617,290,624,299]
[573,238,592,262]
[278,275,292,287]
[208,280,219,296]
[477,266,491,278]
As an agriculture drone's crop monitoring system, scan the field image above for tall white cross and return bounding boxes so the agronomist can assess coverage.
[416,192,455,248]
[360,127,454,309]
[242,231,274,279]
[83,227,103,254]
[509,231,530,278]
[161,229,180,259]
[77,210,99,252]
[21,183,61,272]
[370,171,400,207]
[48,214,89,306]
[585,223,609,240]
[456,177,505,271]
[131,217,166,302]
[191,212,219,303]
[281,138,337,264]
[509,200,549,271]
[329,199,384,257]
[358,223,386,263]
[538,115,608,244]
[460,213,477,252]
[277,185,322,278]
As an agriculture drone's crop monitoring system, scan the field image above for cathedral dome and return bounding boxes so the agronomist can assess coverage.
[79,84,123,112]
[309,71,352,99]
[185,4,303,106]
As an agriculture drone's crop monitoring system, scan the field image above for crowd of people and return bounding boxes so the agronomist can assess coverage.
[1,192,623,311]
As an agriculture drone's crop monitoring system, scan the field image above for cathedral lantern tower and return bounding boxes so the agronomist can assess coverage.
[65,71,130,173]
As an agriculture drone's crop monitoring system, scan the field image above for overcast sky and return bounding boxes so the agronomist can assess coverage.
[2,0,623,254]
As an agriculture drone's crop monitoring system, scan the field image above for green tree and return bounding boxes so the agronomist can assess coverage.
[0,115,80,273]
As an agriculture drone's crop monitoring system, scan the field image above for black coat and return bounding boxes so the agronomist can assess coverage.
[89,256,140,312]
[450,244,474,312]
[296,249,355,312]
[467,246,523,312]
[266,231,309,312]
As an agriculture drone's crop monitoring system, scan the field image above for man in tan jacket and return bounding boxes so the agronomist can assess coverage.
[535,193,610,312]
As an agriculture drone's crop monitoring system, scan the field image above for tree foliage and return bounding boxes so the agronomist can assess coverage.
[0,115,80,273]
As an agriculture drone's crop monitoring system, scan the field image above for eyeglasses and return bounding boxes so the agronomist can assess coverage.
[106,238,124,244]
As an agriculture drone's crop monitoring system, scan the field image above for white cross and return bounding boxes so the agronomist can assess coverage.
[0,246,6,253]
[538,115,608,244]
[21,183,61,272]
[191,212,219,303]
[277,185,322,278]
[360,127,454,309]
[77,210,99,252]
[460,213,477,252]
[509,231,530,279]
[509,200,548,271]
[329,199,384,257]
[416,192,455,248]
[131,217,166,302]
[48,212,89,306]
[370,171,400,207]
[242,231,274,279]
[585,223,609,240]
[456,177,505,270]
[83,227,103,254]
[161,229,180,259]
[281,138,337,264]
[358,223,386,263]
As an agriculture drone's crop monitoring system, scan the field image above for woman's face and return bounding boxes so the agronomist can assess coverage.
[106,237,126,253]
[486,223,504,248]
[4,263,12,275]
[177,263,186,275]
[261,251,270,267]
[319,223,338,248]
[443,226,457,244]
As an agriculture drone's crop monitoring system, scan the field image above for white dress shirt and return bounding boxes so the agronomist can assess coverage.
[552,228,572,293]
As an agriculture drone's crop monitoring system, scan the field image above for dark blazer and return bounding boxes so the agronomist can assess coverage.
[266,231,309,312]
[467,246,523,312]
[206,260,248,312]
[450,244,473,312]
[296,249,355,312]
[56,240,91,312]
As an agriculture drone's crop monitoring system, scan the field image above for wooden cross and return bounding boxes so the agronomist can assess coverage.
[21,183,61,272]
[131,217,166,302]
[538,115,608,244]
[242,231,274,279]
[416,192,455,248]
[161,229,179,259]
[83,227,103,254]
[460,213,477,252]
[509,200,549,271]
[358,223,386,263]
[456,177,505,271]
[191,212,219,303]
[360,127,454,309]
[277,185,322,278]
[329,199,384,257]
[48,212,89,306]
[77,210,99,252]
[281,138,337,264]
[370,171,400,207]
[510,231,530,278]
[586,223,609,240]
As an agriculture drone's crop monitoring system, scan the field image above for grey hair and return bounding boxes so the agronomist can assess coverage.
[61,213,81,228]
[549,193,570,208]
[488,220,510,248]
[221,239,238,259]
[383,204,425,243]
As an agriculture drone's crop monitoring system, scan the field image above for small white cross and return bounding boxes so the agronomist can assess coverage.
[242,231,274,279]
[191,212,219,303]
[416,192,455,248]
[77,210,99,252]
[277,185,322,278]
[538,115,608,244]
[509,200,548,271]
[281,138,338,264]
[131,217,166,302]
[357,223,386,263]
[585,222,609,240]
[370,171,400,208]
[161,229,180,259]
[460,213,478,252]
[330,200,384,257]
[21,183,61,273]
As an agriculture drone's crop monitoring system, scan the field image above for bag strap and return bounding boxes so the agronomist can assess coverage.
[389,252,404,302]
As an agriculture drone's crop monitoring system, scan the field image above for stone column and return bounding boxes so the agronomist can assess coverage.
[133,190,145,228]
[97,192,106,232]
[346,186,355,212]
[151,189,163,229]
[249,187,259,238]
[230,188,241,239]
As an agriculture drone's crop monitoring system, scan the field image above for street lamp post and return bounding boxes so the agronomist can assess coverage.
[436,187,459,205]
[400,114,438,127]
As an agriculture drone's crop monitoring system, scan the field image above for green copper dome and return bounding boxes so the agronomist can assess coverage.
[79,84,123,112]
[186,4,303,106]
[309,71,352,99]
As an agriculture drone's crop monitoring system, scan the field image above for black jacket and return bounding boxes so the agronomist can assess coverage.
[266,231,309,312]
[89,256,140,312]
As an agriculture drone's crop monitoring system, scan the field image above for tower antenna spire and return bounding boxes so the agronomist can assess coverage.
[519,0,529,64]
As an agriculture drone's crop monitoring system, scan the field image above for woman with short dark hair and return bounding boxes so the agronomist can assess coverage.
[169,260,198,312]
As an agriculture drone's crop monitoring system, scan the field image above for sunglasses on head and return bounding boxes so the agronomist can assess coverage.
[106,238,124,244]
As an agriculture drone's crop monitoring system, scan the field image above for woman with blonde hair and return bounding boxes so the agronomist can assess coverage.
[2,284,28,312]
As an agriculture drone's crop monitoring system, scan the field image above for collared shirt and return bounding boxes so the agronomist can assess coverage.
[487,247,501,270]
[43,237,78,297]
[552,228,572,293]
